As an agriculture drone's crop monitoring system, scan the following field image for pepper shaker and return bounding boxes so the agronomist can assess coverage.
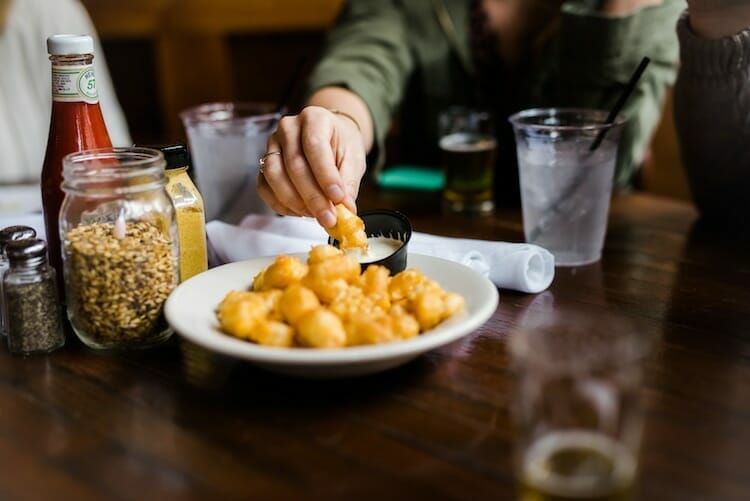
[4,238,65,354]
[0,225,37,339]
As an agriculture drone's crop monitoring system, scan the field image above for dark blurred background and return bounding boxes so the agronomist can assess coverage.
[81,0,334,145]
[81,0,690,201]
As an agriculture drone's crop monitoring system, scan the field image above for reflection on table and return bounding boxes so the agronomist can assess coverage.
[1,183,749,500]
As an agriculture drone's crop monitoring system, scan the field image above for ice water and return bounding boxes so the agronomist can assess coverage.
[518,140,617,266]
[185,123,276,223]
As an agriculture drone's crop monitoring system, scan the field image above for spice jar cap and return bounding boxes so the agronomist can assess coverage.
[0,225,37,252]
[47,34,94,55]
[5,238,47,262]
[154,144,192,171]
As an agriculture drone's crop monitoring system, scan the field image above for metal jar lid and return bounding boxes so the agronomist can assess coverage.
[0,226,37,253]
[5,238,48,263]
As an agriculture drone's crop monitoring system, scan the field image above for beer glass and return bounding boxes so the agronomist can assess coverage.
[510,307,650,500]
[438,107,496,215]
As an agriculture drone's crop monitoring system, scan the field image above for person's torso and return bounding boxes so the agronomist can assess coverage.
[392,0,560,205]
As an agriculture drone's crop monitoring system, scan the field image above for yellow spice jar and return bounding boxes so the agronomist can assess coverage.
[159,144,208,282]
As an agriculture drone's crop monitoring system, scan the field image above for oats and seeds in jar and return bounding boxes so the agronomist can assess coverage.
[60,147,179,349]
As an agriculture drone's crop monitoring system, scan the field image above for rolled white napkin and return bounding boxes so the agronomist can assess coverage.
[206,215,554,293]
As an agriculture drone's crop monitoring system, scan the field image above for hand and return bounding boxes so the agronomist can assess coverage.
[257,106,366,228]
[687,0,750,38]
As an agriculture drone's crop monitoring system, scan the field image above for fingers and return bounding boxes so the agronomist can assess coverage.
[276,114,337,227]
[257,107,368,228]
[257,136,308,217]
[336,142,366,214]
[299,108,348,204]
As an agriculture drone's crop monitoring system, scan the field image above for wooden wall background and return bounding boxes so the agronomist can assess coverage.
[81,0,343,144]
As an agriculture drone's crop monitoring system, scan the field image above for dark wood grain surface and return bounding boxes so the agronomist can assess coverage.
[2,186,749,500]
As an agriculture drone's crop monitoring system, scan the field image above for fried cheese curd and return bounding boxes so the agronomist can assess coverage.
[216,244,465,349]
[326,204,368,252]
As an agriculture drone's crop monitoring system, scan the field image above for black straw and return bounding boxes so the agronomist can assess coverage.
[528,56,652,243]
[589,56,651,152]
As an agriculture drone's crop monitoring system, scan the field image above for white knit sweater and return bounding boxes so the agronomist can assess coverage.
[674,12,750,223]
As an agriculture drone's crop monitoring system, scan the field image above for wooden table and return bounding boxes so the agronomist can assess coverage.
[2,188,749,500]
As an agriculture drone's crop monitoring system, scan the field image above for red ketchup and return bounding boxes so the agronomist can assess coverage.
[41,34,112,301]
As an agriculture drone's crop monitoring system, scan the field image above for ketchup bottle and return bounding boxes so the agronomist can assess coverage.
[41,35,112,301]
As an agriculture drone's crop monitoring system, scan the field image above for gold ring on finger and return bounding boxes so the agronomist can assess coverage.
[258,151,282,175]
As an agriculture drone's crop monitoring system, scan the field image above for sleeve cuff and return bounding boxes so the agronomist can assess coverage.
[677,12,750,78]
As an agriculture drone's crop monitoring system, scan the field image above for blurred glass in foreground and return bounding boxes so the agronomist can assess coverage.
[510,308,651,500]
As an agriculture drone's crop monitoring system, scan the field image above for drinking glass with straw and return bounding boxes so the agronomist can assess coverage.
[509,57,650,267]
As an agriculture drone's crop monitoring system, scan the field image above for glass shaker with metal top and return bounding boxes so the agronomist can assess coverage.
[4,238,65,354]
[0,225,37,338]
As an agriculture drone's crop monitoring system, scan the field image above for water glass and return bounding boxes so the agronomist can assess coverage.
[180,102,281,223]
[509,109,625,266]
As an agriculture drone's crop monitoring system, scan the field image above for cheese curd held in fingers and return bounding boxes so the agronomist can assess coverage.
[326,204,368,252]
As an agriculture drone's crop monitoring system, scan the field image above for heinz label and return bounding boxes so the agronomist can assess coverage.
[51,64,99,104]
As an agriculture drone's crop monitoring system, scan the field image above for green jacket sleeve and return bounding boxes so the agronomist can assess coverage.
[305,0,415,169]
[558,0,684,189]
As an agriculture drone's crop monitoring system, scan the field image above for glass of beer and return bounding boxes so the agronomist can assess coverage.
[438,107,496,215]
[509,307,651,500]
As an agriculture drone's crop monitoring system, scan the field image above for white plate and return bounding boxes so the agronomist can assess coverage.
[165,254,499,378]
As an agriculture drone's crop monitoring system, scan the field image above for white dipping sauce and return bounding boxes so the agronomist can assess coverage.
[347,236,404,263]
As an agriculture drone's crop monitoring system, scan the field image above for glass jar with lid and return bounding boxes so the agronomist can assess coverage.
[60,147,179,349]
